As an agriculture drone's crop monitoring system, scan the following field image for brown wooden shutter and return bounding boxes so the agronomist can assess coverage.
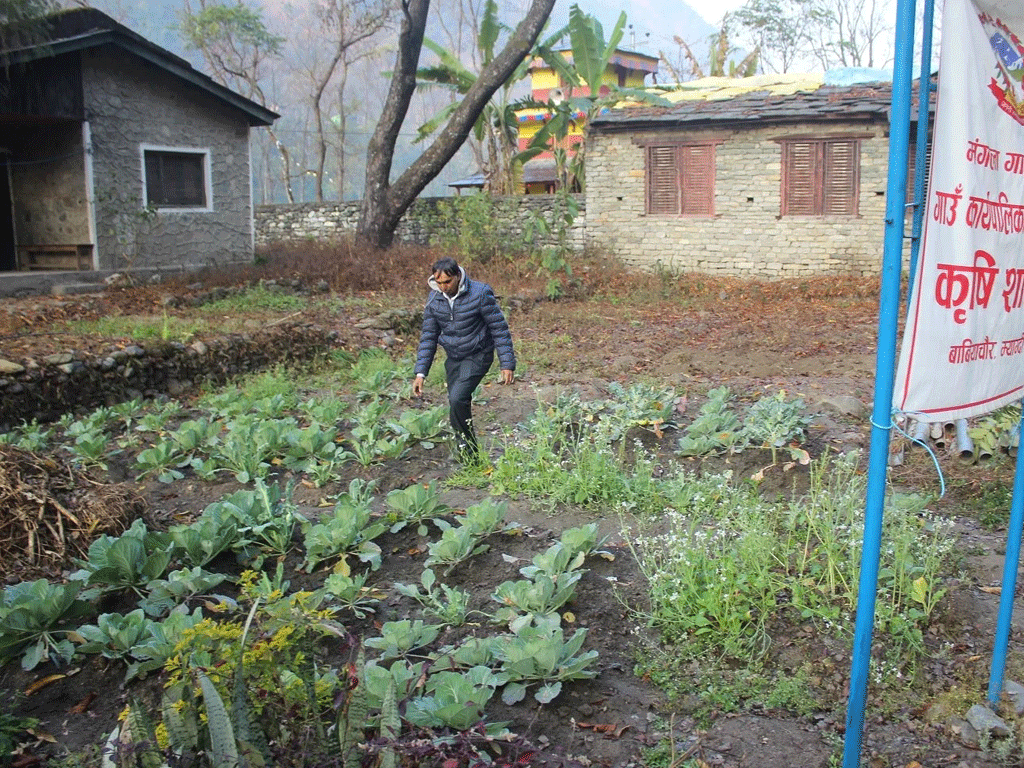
[680,144,715,216]
[782,138,860,216]
[824,140,858,215]
[783,141,818,215]
[647,146,680,214]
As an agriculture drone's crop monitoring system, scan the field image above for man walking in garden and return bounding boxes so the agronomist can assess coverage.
[413,257,516,462]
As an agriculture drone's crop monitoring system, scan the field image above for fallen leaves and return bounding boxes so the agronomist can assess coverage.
[575,722,631,738]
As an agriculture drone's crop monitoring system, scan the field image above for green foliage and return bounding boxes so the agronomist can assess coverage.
[168,498,245,568]
[62,409,118,470]
[364,620,443,660]
[134,440,191,483]
[387,405,447,447]
[200,284,305,313]
[323,571,379,618]
[394,568,475,626]
[491,571,582,624]
[302,479,386,572]
[235,479,302,562]
[139,567,228,618]
[0,579,93,670]
[0,691,38,760]
[431,194,519,263]
[0,419,55,451]
[490,400,670,514]
[405,667,505,730]
[384,480,451,535]
[124,607,207,682]
[210,414,295,482]
[424,520,491,572]
[742,389,810,462]
[494,617,599,704]
[676,386,743,456]
[75,609,155,660]
[630,453,957,677]
[71,520,173,599]
[347,399,409,465]
[61,315,206,343]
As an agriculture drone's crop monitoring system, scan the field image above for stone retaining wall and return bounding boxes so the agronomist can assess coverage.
[0,324,336,431]
[254,195,587,252]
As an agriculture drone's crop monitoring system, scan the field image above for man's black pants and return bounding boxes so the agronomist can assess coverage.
[444,348,494,457]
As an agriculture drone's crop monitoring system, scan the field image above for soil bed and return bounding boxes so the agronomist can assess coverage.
[0,260,1020,768]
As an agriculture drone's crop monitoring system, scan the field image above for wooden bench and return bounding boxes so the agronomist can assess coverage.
[18,244,94,271]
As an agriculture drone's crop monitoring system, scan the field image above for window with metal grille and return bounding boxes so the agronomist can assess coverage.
[143,149,209,208]
[646,143,715,216]
[780,138,860,216]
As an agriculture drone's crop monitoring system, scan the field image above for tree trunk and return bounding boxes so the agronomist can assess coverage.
[357,0,556,248]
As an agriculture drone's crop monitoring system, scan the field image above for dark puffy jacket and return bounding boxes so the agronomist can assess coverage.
[414,273,516,377]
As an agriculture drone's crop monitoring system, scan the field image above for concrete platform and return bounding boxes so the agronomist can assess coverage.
[0,270,112,299]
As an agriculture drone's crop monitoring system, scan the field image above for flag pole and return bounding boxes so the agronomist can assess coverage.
[907,0,937,300]
[841,0,918,763]
[987,408,1024,703]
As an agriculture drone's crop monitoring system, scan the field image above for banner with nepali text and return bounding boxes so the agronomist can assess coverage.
[894,0,1024,422]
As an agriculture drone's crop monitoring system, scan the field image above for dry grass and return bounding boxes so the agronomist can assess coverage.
[0,446,144,579]
[176,239,881,312]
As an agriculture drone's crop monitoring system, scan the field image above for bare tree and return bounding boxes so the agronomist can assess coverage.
[179,0,297,201]
[731,0,893,72]
[295,0,392,202]
[804,0,892,68]
[732,0,807,73]
[357,0,556,249]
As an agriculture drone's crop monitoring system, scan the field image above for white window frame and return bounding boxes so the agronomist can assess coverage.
[140,144,213,212]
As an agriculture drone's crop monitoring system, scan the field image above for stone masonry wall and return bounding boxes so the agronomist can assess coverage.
[255,195,587,253]
[0,324,335,432]
[84,49,256,273]
[585,122,895,278]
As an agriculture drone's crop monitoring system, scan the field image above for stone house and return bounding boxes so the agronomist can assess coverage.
[585,73,932,278]
[0,8,277,275]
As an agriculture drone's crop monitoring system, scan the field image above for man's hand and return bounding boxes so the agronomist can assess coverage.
[500,369,514,385]
[413,374,425,397]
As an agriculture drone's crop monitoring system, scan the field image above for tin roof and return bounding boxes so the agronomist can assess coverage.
[590,73,933,132]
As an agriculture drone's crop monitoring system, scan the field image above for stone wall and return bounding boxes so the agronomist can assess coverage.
[585,122,896,278]
[84,49,257,272]
[255,194,587,252]
[0,324,336,431]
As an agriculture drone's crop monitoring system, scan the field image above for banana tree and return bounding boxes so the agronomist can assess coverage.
[519,4,671,190]
[415,0,565,194]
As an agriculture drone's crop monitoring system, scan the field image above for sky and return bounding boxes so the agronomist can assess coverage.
[683,0,748,26]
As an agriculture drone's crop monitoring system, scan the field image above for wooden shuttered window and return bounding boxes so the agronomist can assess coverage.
[780,138,860,216]
[646,143,715,216]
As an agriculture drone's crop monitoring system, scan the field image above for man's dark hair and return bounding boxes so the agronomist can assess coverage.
[432,257,459,276]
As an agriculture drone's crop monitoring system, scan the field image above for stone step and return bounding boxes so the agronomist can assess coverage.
[51,282,106,296]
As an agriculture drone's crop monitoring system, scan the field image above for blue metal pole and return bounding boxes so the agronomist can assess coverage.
[907,0,937,301]
[841,0,918,764]
[987,406,1024,704]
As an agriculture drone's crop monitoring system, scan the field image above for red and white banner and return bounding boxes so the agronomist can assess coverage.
[894,0,1024,422]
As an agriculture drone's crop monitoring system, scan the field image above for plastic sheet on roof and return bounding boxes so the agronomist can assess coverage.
[662,73,823,102]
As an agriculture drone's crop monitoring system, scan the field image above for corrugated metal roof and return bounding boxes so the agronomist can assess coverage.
[449,162,559,189]
[591,74,933,131]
